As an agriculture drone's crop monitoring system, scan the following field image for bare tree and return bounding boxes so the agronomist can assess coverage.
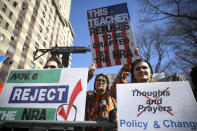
[140,0,197,22]
[138,0,197,76]
[136,26,173,74]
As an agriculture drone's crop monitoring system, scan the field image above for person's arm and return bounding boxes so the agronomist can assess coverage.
[110,48,140,98]
[87,63,96,83]
[110,64,131,98]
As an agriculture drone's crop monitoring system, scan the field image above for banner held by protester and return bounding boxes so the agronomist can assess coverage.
[117,81,197,131]
[87,3,138,68]
[0,68,88,122]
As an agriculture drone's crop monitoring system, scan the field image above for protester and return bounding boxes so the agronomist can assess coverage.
[44,56,63,69]
[130,58,156,83]
[85,49,140,131]
[109,58,156,99]
[85,73,117,131]
[165,73,186,81]
[190,66,197,101]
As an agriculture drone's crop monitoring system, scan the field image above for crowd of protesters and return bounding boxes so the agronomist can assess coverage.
[43,52,197,131]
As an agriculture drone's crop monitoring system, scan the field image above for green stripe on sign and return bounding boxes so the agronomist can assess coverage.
[0,107,56,122]
[7,69,61,83]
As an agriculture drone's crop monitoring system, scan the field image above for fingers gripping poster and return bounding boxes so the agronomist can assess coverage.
[87,3,138,68]
[0,68,88,122]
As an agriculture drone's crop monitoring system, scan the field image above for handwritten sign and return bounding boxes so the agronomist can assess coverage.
[0,68,88,122]
[87,3,138,68]
[117,82,197,131]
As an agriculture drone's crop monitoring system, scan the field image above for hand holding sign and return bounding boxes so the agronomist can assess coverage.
[88,63,96,82]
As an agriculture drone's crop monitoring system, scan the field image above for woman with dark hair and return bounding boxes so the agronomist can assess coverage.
[44,56,63,69]
[110,58,156,98]
[130,59,156,83]
[85,73,117,131]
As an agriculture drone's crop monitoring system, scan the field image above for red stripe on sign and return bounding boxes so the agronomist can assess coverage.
[112,24,121,65]
[94,33,102,68]
[103,26,111,67]
[122,22,132,64]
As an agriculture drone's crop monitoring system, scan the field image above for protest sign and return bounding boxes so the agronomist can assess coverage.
[87,3,138,68]
[0,68,88,122]
[117,81,197,131]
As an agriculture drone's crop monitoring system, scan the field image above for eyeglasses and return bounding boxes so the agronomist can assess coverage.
[96,79,107,83]
[135,66,148,71]
[44,65,57,69]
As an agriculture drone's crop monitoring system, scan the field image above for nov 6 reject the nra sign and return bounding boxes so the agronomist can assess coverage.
[0,68,88,122]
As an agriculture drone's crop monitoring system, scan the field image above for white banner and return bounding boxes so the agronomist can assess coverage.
[87,3,138,68]
[117,81,197,131]
[0,68,88,122]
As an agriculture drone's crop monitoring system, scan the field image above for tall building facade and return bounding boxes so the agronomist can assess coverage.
[0,0,75,84]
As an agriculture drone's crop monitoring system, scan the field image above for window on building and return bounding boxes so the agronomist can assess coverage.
[13,1,18,8]
[36,0,39,7]
[39,25,42,33]
[4,22,9,30]
[41,18,44,24]
[7,43,15,54]
[23,42,28,51]
[40,58,43,65]
[46,0,48,4]
[26,34,31,40]
[44,4,47,11]
[11,32,18,41]
[33,8,37,15]
[43,41,46,47]
[2,4,7,12]
[42,11,46,18]
[46,27,49,33]
[30,61,35,69]
[19,12,24,21]
[44,33,48,40]
[0,15,3,24]
[20,54,26,63]
[36,33,41,40]
[50,7,52,13]
[35,42,39,49]
[9,11,13,19]
[22,2,28,12]
[0,34,5,43]
[31,15,35,23]
[49,13,51,20]
[47,20,50,26]
[29,24,33,31]
[15,21,22,30]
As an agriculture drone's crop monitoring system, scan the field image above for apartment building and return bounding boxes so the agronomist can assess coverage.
[0,0,75,84]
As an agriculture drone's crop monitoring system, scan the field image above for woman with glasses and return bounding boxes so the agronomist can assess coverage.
[85,73,117,131]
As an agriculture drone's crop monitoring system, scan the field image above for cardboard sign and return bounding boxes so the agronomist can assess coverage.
[117,82,197,131]
[87,3,138,68]
[0,68,88,122]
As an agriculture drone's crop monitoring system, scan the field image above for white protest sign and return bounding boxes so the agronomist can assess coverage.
[0,68,88,122]
[117,81,197,131]
[87,3,138,68]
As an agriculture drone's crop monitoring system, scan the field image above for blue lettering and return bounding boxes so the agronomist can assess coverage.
[138,122,142,127]
[126,121,131,127]
[120,120,126,127]
[9,86,69,103]
[163,120,170,128]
